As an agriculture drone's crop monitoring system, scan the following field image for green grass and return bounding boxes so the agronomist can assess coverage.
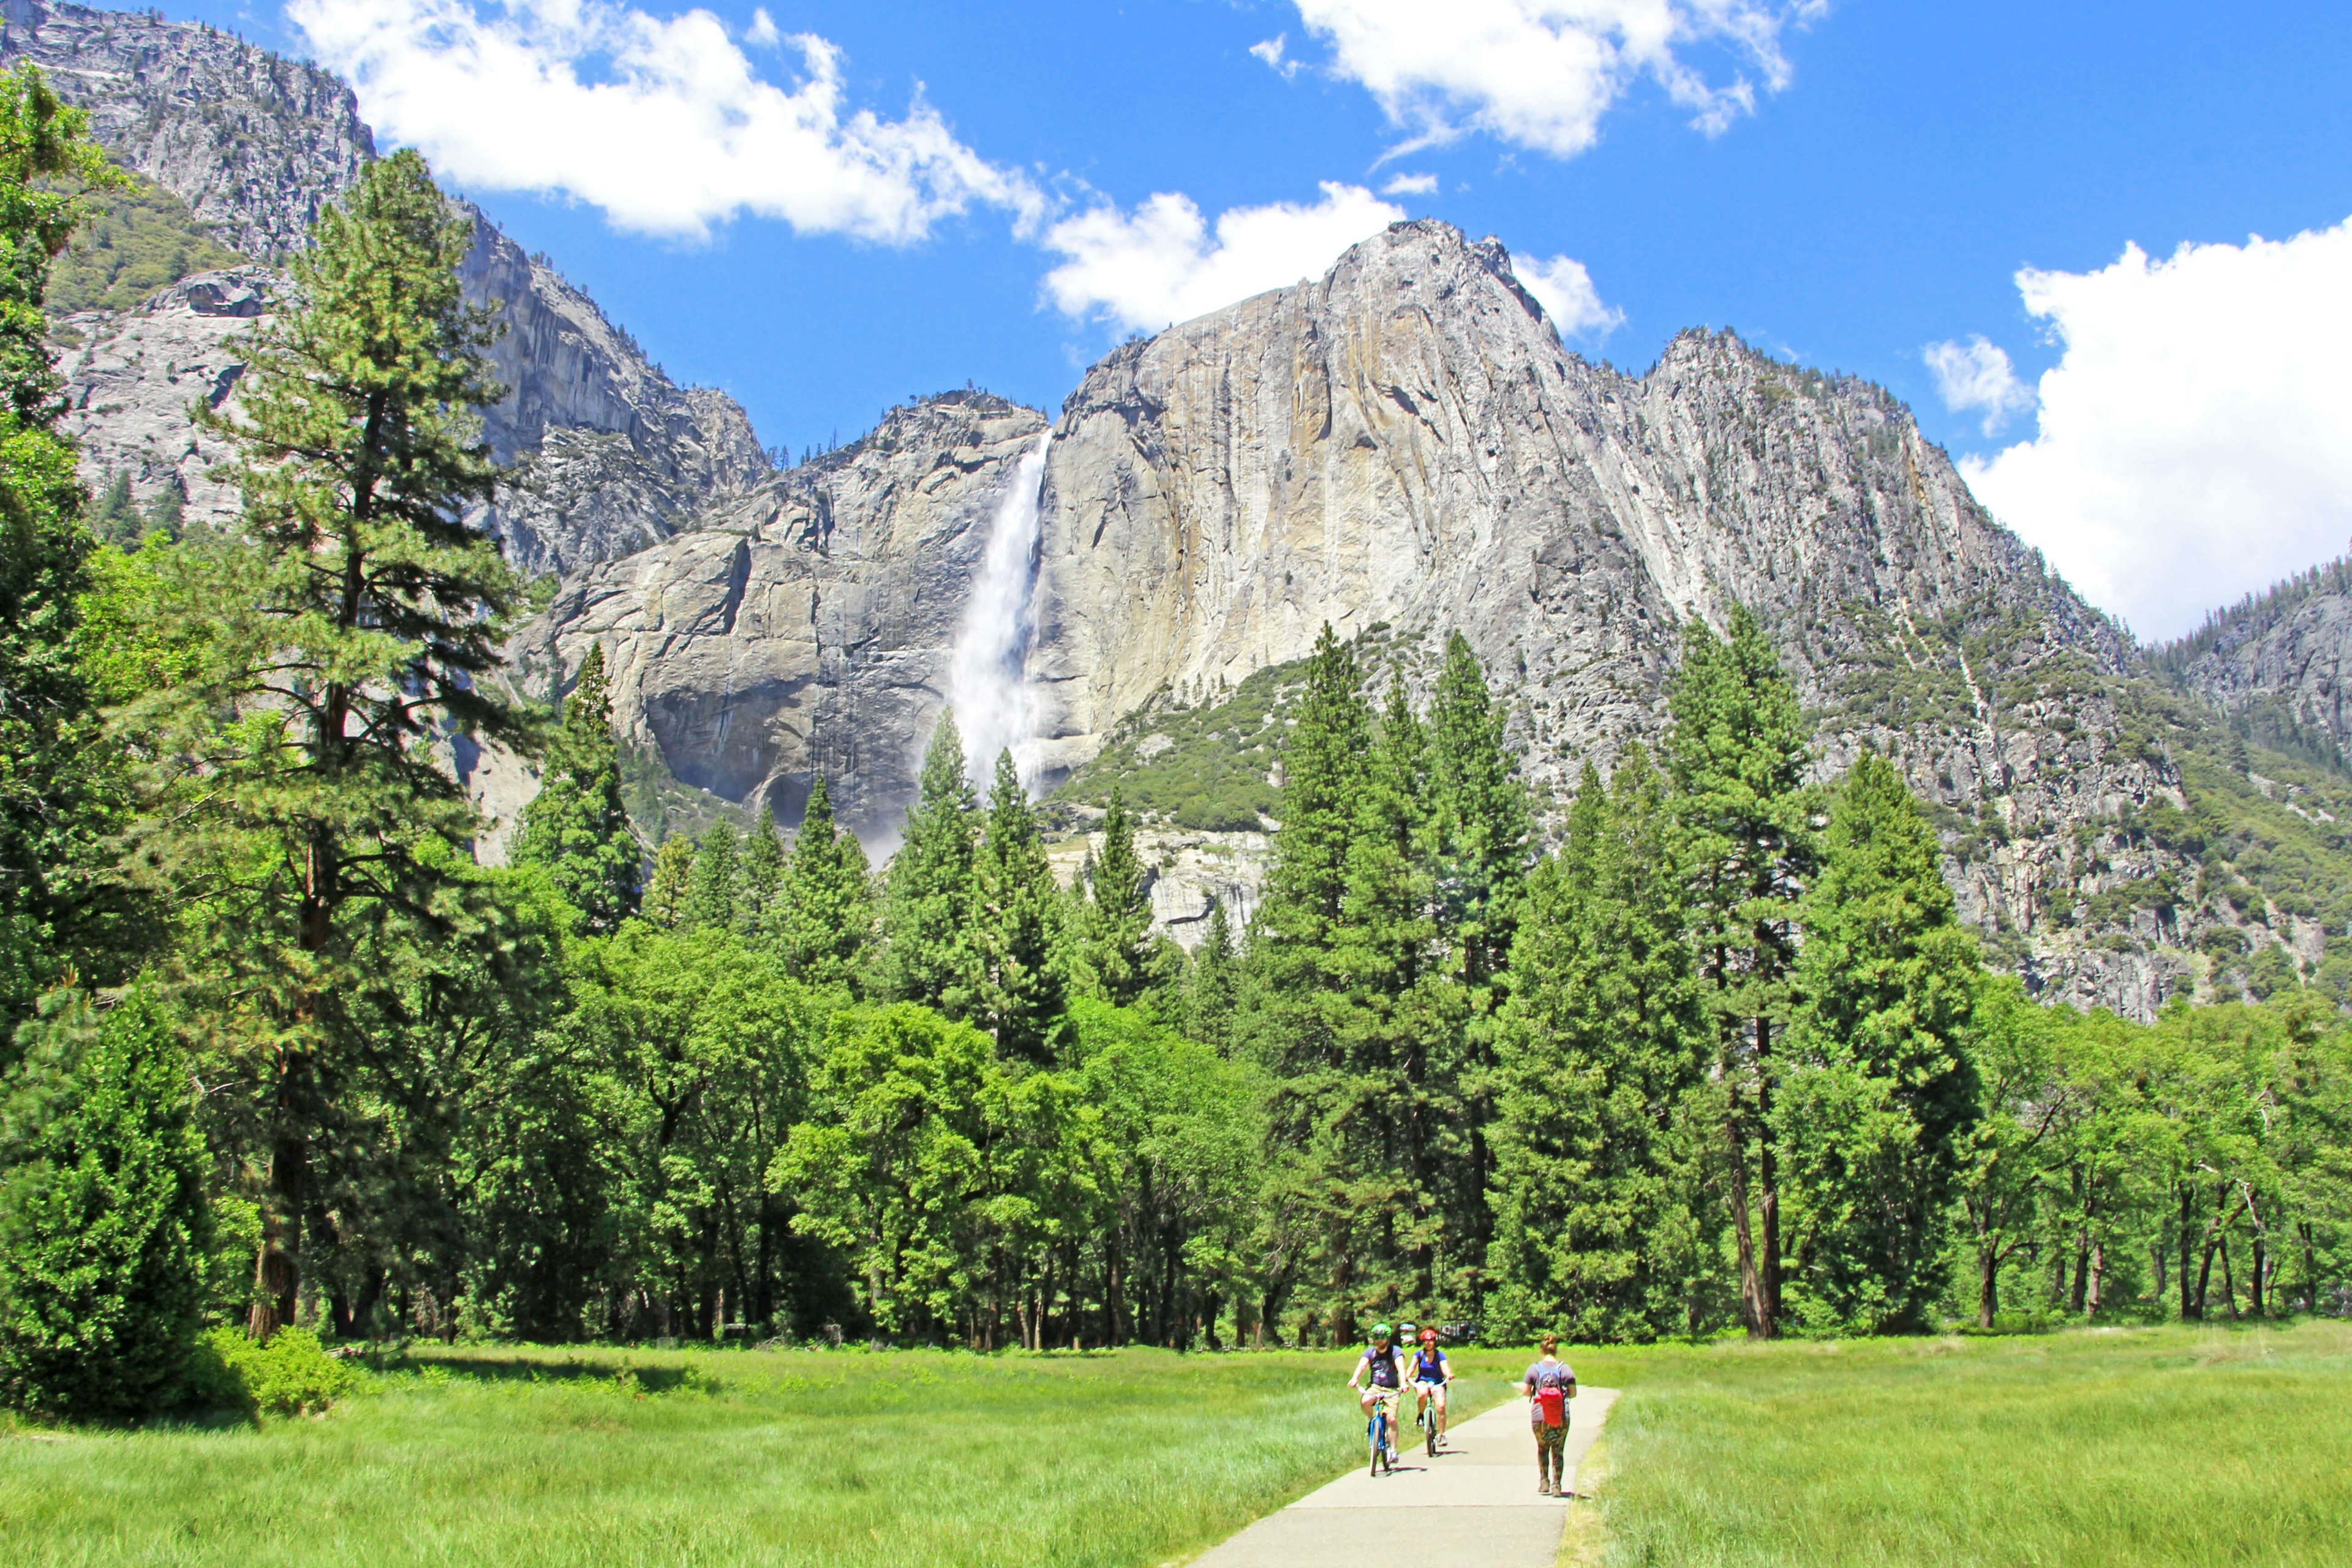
[6,1326,2346,1566]
[1564,1320,2352,1568]
[0,1344,1517,1567]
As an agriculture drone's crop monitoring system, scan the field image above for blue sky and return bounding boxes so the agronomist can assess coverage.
[168,1,2352,638]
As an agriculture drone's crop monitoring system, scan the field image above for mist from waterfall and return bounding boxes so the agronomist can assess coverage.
[945,434,1051,794]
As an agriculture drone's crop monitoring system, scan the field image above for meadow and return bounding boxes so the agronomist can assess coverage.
[4,1324,2350,1567]
[1566,1319,2352,1568]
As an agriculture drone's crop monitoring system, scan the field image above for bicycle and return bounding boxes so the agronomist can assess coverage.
[1417,1387,1443,1457]
[1367,1395,1396,1476]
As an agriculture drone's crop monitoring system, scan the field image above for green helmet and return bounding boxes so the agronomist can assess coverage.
[1371,1322,1393,1340]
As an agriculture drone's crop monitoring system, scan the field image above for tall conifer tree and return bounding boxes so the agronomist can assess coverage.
[883,711,984,1019]
[1186,900,1239,1050]
[1782,750,1982,1330]
[1329,674,1450,1310]
[1662,605,1817,1338]
[121,150,528,1338]
[739,807,783,935]
[1491,750,1716,1341]
[1422,631,1532,1301]
[679,820,741,931]
[511,643,639,932]
[642,835,696,928]
[978,750,1067,1065]
[0,68,137,1038]
[1076,785,1153,1006]
[771,774,871,992]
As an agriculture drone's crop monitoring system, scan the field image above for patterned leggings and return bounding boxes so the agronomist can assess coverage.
[1534,1420,1568,1487]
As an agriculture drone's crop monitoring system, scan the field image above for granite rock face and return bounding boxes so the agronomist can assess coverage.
[459,205,772,575]
[0,0,371,258]
[52,265,266,519]
[50,217,772,574]
[1019,222,2190,1008]
[2158,562,2352,766]
[22,0,773,580]
[508,392,1050,843]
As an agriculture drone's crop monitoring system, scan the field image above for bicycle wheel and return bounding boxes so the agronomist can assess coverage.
[1368,1411,1384,1476]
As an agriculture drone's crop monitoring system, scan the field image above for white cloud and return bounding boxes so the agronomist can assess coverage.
[1381,172,1439,197]
[1512,252,1623,339]
[1923,334,2034,435]
[1250,34,1301,80]
[1962,219,2352,641]
[1042,181,1404,332]
[1289,0,1822,158]
[288,0,1042,242]
[745,7,777,47]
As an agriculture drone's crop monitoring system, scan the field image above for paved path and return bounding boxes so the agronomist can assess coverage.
[1189,1388,1616,1567]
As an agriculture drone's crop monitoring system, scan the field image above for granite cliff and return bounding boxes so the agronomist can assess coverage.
[12,0,769,575]
[27,2,2352,1020]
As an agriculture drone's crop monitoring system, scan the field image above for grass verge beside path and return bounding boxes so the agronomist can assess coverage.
[1566,1321,2352,1568]
[0,1344,1507,1568]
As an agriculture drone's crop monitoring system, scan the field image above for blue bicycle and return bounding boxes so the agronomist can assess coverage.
[1367,1394,1398,1476]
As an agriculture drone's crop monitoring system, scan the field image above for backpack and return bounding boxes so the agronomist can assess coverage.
[1536,1383,1566,1426]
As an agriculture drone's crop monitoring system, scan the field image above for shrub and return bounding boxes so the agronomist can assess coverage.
[184,1325,360,1419]
[0,989,209,1422]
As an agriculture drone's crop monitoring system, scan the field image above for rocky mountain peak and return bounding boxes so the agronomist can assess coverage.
[0,0,371,258]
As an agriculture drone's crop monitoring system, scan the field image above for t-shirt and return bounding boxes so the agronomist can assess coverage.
[1364,1345,1404,1389]
[1412,1347,1449,1382]
[1524,1359,1575,1423]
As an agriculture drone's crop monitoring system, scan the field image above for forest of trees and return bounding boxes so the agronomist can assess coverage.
[0,63,2347,1423]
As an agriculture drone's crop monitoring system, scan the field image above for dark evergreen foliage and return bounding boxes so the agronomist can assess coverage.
[0,989,209,1419]
[511,644,640,933]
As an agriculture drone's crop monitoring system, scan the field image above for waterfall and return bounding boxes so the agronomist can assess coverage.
[945,434,1052,792]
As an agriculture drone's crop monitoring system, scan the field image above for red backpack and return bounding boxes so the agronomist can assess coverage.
[1534,1367,1567,1426]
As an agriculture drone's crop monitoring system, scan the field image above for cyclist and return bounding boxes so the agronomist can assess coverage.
[1348,1322,1408,1466]
[1410,1324,1453,1450]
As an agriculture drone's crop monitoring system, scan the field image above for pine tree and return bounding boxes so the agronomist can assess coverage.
[1185,900,1239,1050]
[91,470,138,545]
[1076,786,1152,1006]
[1662,605,1818,1339]
[1422,631,1532,1305]
[642,835,696,928]
[0,987,209,1419]
[680,820,741,931]
[1237,625,1378,1336]
[1781,751,1983,1331]
[978,749,1067,1065]
[119,149,527,1339]
[1427,631,1532,992]
[0,67,138,1040]
[771,774,872,992]
[881,710,984,1019]
[739,807,783,935]
[1490,750,1716,1341]
[1326,673,1450,1311]
[510,643,639,933]
[140,477,183,541]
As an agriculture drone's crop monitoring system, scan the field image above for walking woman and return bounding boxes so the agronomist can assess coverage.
[1522,1334,1577,1496]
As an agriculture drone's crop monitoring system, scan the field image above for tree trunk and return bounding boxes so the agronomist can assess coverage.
[1977,1243,2000,1329]
[2250,1233,2267,1318]
[2087,1240,2104,1316]
[2219,1238,2239,1320]
[2194,1234,2218,1321]
[1727,1079,1765,1336]
[1754,1017,1781,1337]
[248,1123,309,1340]
[2178,1184,2197,1321]
[2070,1229,2090,1314]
